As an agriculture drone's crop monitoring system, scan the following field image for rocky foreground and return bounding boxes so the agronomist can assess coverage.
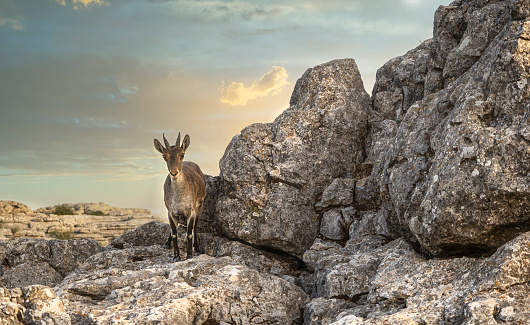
[1,0,530,324]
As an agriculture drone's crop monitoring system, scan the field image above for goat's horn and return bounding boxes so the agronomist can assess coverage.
[163,133,170,149]
[176,132,181,147]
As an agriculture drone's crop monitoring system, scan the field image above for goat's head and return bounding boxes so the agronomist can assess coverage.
[154,132,190,181]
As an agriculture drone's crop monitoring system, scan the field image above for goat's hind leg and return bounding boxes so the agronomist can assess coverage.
[169,215,181,262]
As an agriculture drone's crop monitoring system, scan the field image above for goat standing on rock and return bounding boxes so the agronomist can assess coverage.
[154,132,206,262]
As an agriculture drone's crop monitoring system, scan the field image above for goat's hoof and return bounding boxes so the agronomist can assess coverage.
[171,256,181,262]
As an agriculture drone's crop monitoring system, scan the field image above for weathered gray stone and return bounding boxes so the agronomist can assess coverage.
[365,1,530,256]
[302,239,342,272]
[0,238,103,288]
[111,220,170,249]
[2,262,63,289]
[510,0,530,20]
[22,285,71,325]
[315,178,356,210]
[199,174,222,233]
[314,238,413,300]
[0,285,71,325]
[316,231,530,324]
[198,233,300,276]
[56,249,309,324]
[217,59,370,257]
[371,39,433,122]
[304,297,355,325]
[320,207,356,241]
[443,2,511,80]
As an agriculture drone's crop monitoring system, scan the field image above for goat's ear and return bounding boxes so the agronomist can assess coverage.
[154,139,166,154]
[182,134,190,151]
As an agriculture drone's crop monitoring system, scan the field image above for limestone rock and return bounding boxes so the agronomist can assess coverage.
[320,207,356,241]
[56,248,309,324]
[0,203,159,245]
[371,39,433,121]
[111,220,170,249]
[366,0,530,256]
[217,59,370,258]
[304,297,355,325]
[0,285,71,325]
[305,231,530,324]
[34,202,151,216]
[0,201,32,215]
[315,178,356,210]
[199,175,222,233]
[199,233,300,276]
[0,238,103,288]
[313,238,411,300]
[1,262,63,289]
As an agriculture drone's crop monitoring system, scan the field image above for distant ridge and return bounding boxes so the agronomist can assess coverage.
[0,200,159,245]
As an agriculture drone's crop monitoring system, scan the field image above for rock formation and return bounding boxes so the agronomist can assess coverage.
[367,0,530,256]
[1,0,529,323]
[0,202,32,216]
[34,202,151,216]
[0,201,159,246]
[217,59,370,258]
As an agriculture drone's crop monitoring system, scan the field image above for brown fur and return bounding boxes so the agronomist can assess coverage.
[154,133,206,261]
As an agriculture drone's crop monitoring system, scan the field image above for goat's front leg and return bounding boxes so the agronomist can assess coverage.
[193,202,203,257]
[186,213,197,259]
[164,232,172,250]
[169,215,181,262]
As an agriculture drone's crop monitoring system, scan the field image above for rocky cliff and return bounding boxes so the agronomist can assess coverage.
[0,201,158,246]
[1,0,529,324]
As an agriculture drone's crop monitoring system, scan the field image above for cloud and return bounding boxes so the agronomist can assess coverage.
[55,0,109,10]
[220,66,289,106]
[241,7,283,21]
[0,17,23,30]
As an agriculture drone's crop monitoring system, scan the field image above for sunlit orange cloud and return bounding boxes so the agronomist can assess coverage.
[55,0,108,10]
[220,66,289,106]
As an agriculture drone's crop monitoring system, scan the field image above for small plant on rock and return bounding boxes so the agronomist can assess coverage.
[10,226,19,237]
[54,205,74,215]
[88,210,107,216]
[49,229,75,240]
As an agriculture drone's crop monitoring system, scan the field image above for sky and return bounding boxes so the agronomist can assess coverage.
[0,0,452,216]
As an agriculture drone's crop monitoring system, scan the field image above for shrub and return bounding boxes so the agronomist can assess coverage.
[88,210,107,216]
[54,205,74,215]
[49,229,74,240]
[10,226,19,236]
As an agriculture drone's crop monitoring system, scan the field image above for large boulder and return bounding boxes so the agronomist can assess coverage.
[110,220,170,249]
[217,59,370,257]
[363,0,530,256]
[56,248,308,324]
[0,238,103,288]
[304,231,530,324]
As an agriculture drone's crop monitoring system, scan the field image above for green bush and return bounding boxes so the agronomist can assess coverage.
[88,210,107,216]
[49,229,74,240]
[54,205,74,215]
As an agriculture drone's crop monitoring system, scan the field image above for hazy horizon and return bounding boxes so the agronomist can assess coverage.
[0,0,452,217]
